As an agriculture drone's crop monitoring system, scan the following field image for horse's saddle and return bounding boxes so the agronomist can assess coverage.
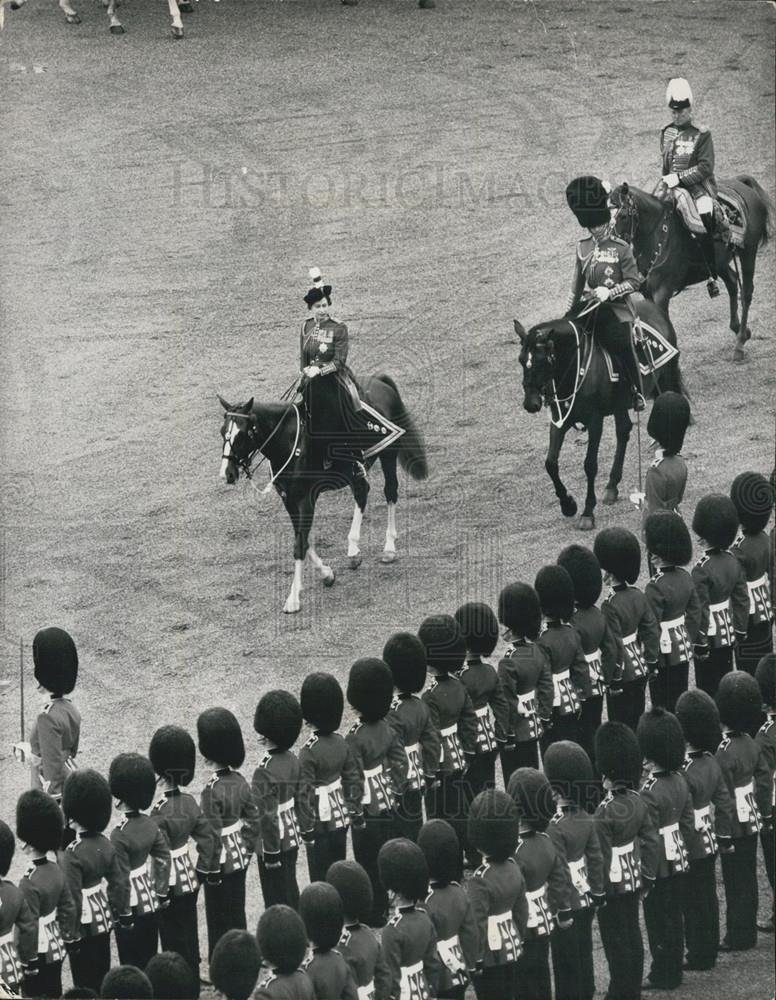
[593,321,679,382]
[671,185,747,247]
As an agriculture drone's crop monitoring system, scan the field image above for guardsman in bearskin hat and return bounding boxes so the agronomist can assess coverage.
[60,769,125,993]
[496,584,554,779]
[197,707,260,959]
[326,860,391,1000]
[508,769,572,1000]
[210,929,262,1000]
[14,627,81,804]
[108,752,170,971]
[534,567,588,750]
[675,689,734,969]
[715,672,774,951]
[16,789,79,998]
[556,545,619,767]
[691,494,750,698]
[565,174,645,411]
[730,471,774,675]
[594,722,659,1000]
[594,527,660,731]
[417,820,478,1000]
[544,742,604,1000]
[465,789,527,1000]
[636,708,694,990]
[383,632,441,843]
[661,79,720,296]
[145,951,199,999]
[346,658,405,927]
[255,905,314,1000]
[378,839,439,1000]
[755,654,776,932]
[0,820,37,998]
[644,511,702,713]
[298,882,358,998]
[643,391,691,526]
[100,964,153,998]
[419,616,478,856]
[298,673,362,883]
[149,725,220,978]
[252,690,304,911]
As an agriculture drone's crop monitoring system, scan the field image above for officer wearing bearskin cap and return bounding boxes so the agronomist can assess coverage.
[755,654,776,932]
[594,528,660,732]
[298,882,358,998]
[210,929,262,1000]
[715,672,774,951]
[17,789,79,999]
[0,819,37,997]
[643,391,691,528]
[298,673,362,883]
[149,725,219,978]
[691,494,750,698]
[197,707,261,960]
[378,838,439,1000]
[496,584,554,778]
[383,632,440,843]
[346,658,405,927]
[593,722,659,1000]
[730,472,774,676]
[556,545,619,767]
[675,689,733,969]
[544,742,604,1000]
[326,860,391,1000]
[637,709,694,990]
[565,175,645,411]
[255,904,314,999]
[644,511,702,713]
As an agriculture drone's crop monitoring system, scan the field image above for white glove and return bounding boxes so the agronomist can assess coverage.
[12,741,39,765]
[594,286,611,302]
[663,173,679,189]
[302,366,320,379]
[630,491,646,510]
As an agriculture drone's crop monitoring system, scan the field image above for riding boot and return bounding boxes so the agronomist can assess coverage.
[620,345,645,412]
[699,214,720,297]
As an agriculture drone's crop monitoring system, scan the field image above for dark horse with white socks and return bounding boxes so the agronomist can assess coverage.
[515,297,686,530]
[218,374,427,613]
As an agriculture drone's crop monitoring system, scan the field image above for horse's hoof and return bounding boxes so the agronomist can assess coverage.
[348,554,362,570]
[602,488,618,505]
[560,496,578,518]
[380,551,397,564]
[179,0,193,9]
[109,23,124,33]
[577,515,595,531]
[66,12,81,22]
[323,570,336,588]
[171,24,183,38]
[282,602,301,614]
[732,348,746,363]
[10,2,22,9]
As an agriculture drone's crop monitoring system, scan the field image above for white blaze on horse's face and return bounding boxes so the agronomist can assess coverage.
[220,419,241,479]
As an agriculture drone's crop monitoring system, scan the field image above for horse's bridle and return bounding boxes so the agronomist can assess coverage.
[611,189,671,280]
[221,413,264,479]
[526,326,586,427]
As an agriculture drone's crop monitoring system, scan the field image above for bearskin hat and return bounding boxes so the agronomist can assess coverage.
[637,708,686,772]
[675,689,722,753]
[454,603,499,657]
[382,632,428,695]
[326,860,374,924]
[300,673,344,734]
[300,882,344,951]
[0,820,15,877]
[543,741,594,809]
[716,671,763,735]
[646,392,691,455]
[377,838,429,902]
[33,626,78,695]
[145,952,199,1000]
[534,565,576,622]
[666,77,693,109]
[100,966,153,1000]
[730,472,774,534]
[211,931,260,1000]
[210,930,261,1000]
[594,527,641,584]
[556,545,602,609]
[497,583,541,639]
[755,653,776,710]
[254,690,303,750]
[257,905,308,974]
[197,707,245,768]
[62,988,99,999]
[347,658,394,721]
[467,789,519,862]
[595,721,642,786]
[149,725,196,787]
[566,175,611,229]
[506,768,555,831]
[692,494,739,550]
[16,788,63,853]
[417,819,462,884]
[644,511,693,567]
[62,769,112,833]
[108,753,156,812]
[418,615,466,673]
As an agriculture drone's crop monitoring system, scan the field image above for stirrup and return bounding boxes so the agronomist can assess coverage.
[632,391,646,413]
[707,279,720,298]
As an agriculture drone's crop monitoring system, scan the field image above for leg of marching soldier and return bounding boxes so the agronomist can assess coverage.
[393,787,423,843]
[158,890,200,976]
[683,855,718,969]
[721,833,758,949]
[551,915,581,1000]
[70,934,111,994]
[282,848,300,911]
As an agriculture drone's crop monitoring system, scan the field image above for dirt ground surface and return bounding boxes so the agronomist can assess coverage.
[1,0,774,996]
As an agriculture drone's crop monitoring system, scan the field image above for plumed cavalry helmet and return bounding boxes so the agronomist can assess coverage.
[454,602,499,657]
[197,707,245,768]
[347,658,394,721]
[692,494,739,550]
[300,882,344,950]
[300,673,344,734]
[595,721,642,787]
[647,391,691,455]
[33,626,78,695]
[417,819,462,883]
[675,689,722,753]
[210,931,261,1000]
[566,175,611,229]
[716,671,763,735]
[594,527,641,584]
[16,789,64,853]
[467,789,519,862]
[418,614,466,673]
[62,769,113,833]
[645,511,693,567]
[498,583,542,640]
[253,690,303,750]
[666,77,693,109]
[109,753,156,811]
[637,708,686,771]
[326,860,374,924]
[557,544,603,609]
[303,266,332,308]
[534,565,576,622]
[257,905,308,974]
[149,725,196,786]
[730,471,774,534]
[378,838,429,902]
[382,632,427,694]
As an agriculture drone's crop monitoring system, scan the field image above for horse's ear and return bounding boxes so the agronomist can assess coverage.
[513,320,527,341]
[621,181,630,195]
[217,394,234,412]
[244,397,254,412]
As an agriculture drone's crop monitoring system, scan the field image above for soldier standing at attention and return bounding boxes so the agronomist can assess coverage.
[730,471,774,676]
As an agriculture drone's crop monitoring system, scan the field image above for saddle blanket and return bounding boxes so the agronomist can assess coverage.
[324,399,405,461]
[673,186,746,247]
[599,320,678,380]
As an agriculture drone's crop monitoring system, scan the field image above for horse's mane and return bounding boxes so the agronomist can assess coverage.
[619,183,666,216]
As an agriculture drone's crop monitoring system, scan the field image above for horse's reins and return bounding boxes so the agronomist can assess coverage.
[611,195,671,283]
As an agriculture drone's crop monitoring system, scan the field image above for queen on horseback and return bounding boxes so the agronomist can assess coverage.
[565,175,646,412]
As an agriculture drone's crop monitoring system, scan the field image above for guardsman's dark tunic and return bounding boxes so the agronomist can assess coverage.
[297,731,362,836]
[601,585,660,686]
[680,751,734,859]
[537,621,587,717]
[421,675,478,776]
[29,698,81,802]
[345,720,404,817]
[302,947,359,1000]
[639,771,693,880]
[387,694,440,791]
[731,528,774,673]
[497,640,553,745]
[547,805,605,909]
[337,922,391,1000]
[465,858,527,971]
[644,566,701,667]
[19,857,79,973]
[513,831,572,939]
[0,878,37,991]
[570,605,620,697]
[661,122,717,200]
[60,832,125,935]
[691,548,749,652]
[252,749,302,864]
[200,768,261,875]
[595,786,659,896]
[644,451,688,517]
[380,905,439,1000]
[151,788,220,887]
[456,657,510,754]
[254,966,316,1000]
[422,881,478,994]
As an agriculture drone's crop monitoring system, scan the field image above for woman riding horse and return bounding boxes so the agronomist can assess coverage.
[565,175,645,412]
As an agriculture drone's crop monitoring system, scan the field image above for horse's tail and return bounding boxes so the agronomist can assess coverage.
[377,373,428,481]
[736,175,774,245]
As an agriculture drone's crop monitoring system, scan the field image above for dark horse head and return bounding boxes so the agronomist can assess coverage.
[218,395,256,484]
[608,180,669,248]
[513,319,569,414]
